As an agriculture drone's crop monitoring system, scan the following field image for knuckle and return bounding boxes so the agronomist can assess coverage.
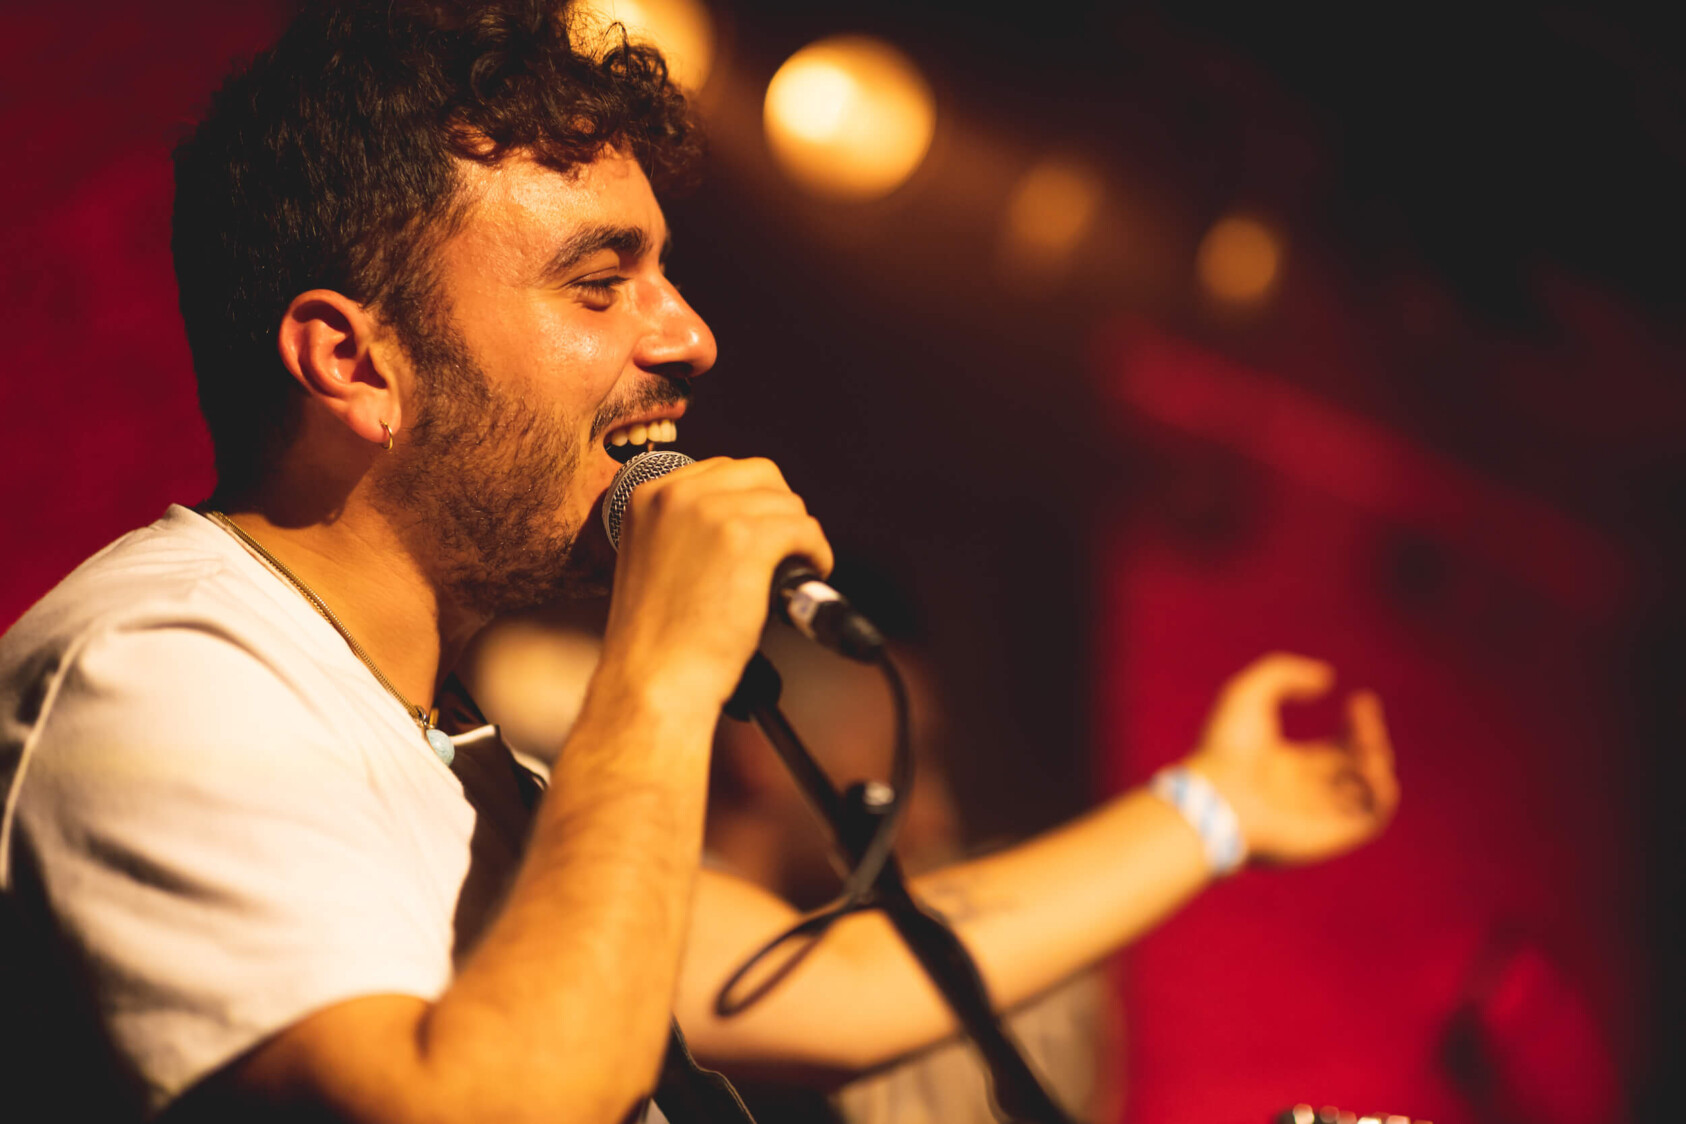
[746,456,790,486]
[717,515,755,552]
[637,483,673,517]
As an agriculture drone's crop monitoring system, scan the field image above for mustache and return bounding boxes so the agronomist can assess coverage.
[589,379,692,442]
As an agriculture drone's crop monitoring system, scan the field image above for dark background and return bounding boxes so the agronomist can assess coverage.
[2,3,1680,1121]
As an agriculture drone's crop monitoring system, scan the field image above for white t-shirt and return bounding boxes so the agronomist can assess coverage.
[0,505,532,1116]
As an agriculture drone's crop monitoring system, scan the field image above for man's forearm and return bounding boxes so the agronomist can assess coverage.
[914,787,1210,1006]
[674,653,1399,1077]
[673,786,1209,1073]
[437,687,715,1109]
[225,669,718,1124]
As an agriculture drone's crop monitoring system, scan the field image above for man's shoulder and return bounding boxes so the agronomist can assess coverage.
[1,505,318,677]
[0,507,459,887]
[0,505,372,790]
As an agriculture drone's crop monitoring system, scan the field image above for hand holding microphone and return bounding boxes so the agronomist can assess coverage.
[603,451,884,664]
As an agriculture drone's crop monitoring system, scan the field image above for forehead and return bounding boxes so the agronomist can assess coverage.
[444,150,666,272]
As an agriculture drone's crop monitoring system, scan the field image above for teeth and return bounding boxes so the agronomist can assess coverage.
[604,419,678,449]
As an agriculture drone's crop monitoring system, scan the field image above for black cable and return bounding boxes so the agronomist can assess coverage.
[713,650,910,1017]
[713,649,1078,1124]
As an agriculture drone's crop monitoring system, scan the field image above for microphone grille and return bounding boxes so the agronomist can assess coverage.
[602,449,695,550]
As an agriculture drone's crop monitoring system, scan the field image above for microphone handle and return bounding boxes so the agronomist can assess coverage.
[771,560,885,663]
[601,448,885,662]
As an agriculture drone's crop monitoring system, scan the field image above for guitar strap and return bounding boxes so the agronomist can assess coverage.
[650,1018,758,1123]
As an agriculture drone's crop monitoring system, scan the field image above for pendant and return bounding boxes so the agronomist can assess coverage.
[426,726,456,767]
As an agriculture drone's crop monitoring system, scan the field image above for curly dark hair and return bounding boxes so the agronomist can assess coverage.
[172,0,701,502]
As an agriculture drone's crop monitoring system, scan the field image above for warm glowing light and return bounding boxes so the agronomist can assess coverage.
[1001,157,1102,270]
[773,61,859,142]
[1196,213,1284,305]
[572,0,716,92]
[764,35,936,200]
[468,620,602,760]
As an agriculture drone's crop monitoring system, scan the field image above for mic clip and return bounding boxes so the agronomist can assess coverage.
[772,561,885,663]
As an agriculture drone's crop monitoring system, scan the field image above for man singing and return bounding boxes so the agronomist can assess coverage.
[0,3,1398,1121]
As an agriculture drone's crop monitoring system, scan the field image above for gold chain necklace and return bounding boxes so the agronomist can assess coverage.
[204,510,456,766]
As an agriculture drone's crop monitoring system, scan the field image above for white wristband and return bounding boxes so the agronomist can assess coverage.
[1150,766,1247,876]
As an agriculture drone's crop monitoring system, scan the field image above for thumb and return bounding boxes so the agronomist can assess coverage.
[1219,652,1335,714]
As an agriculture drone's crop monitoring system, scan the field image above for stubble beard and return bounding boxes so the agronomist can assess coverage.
[374,312,597,622]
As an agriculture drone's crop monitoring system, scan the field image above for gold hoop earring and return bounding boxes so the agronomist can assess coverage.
[379,421,395,452]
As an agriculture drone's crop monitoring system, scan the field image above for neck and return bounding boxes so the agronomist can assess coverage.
[218,480,483,715]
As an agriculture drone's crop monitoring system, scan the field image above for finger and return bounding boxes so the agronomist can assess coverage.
[767,513,834,579]
[663,455,793,494]
[676,497,832,578]
[1319,756,1376,816]
[1221,651,1335,711]
[1345,689,1400,819]
[645,462,805,514]
[621,456,794,507]
[627,471,808,531]
[622,493,825,578]
[683,488,814,523]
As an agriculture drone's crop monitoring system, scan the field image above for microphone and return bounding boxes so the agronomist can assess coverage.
[602,450,886,662]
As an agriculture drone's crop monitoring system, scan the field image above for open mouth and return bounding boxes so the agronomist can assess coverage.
[603,418,679,464]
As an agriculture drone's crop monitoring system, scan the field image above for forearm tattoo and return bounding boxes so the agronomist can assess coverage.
[917,877,1011,927]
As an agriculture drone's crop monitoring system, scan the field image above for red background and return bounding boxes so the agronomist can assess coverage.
[3,4,1679,1122]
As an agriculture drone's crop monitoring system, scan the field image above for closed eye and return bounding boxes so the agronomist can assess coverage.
[574,276,627,308]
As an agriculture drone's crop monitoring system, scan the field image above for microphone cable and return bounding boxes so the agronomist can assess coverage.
[712,645,913,1017]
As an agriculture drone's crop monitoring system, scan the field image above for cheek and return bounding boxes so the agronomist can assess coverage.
[478,306,623,425]
[525,303,626,388]
[550,331,622,387]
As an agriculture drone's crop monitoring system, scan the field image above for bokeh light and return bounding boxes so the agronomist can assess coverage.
[1196,212,1285,305]
[1000,157,1103,276]
[572,0,716,92]
[465,619,601,760]
[763,35,936,200]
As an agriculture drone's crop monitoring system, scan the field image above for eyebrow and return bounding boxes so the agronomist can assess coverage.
[538,223,672,282]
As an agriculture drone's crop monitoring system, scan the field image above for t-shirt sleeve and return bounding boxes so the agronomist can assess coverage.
[6,612,456,1112]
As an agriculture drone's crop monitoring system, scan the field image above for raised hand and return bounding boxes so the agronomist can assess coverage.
[1184,652,1399,867]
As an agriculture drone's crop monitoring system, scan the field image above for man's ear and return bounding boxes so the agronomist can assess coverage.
[276,289,407,449]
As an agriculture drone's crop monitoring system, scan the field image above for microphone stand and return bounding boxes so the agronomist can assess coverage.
[723,654,1079,1124]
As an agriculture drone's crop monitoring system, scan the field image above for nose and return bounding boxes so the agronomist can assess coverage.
[637,275,717,382]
